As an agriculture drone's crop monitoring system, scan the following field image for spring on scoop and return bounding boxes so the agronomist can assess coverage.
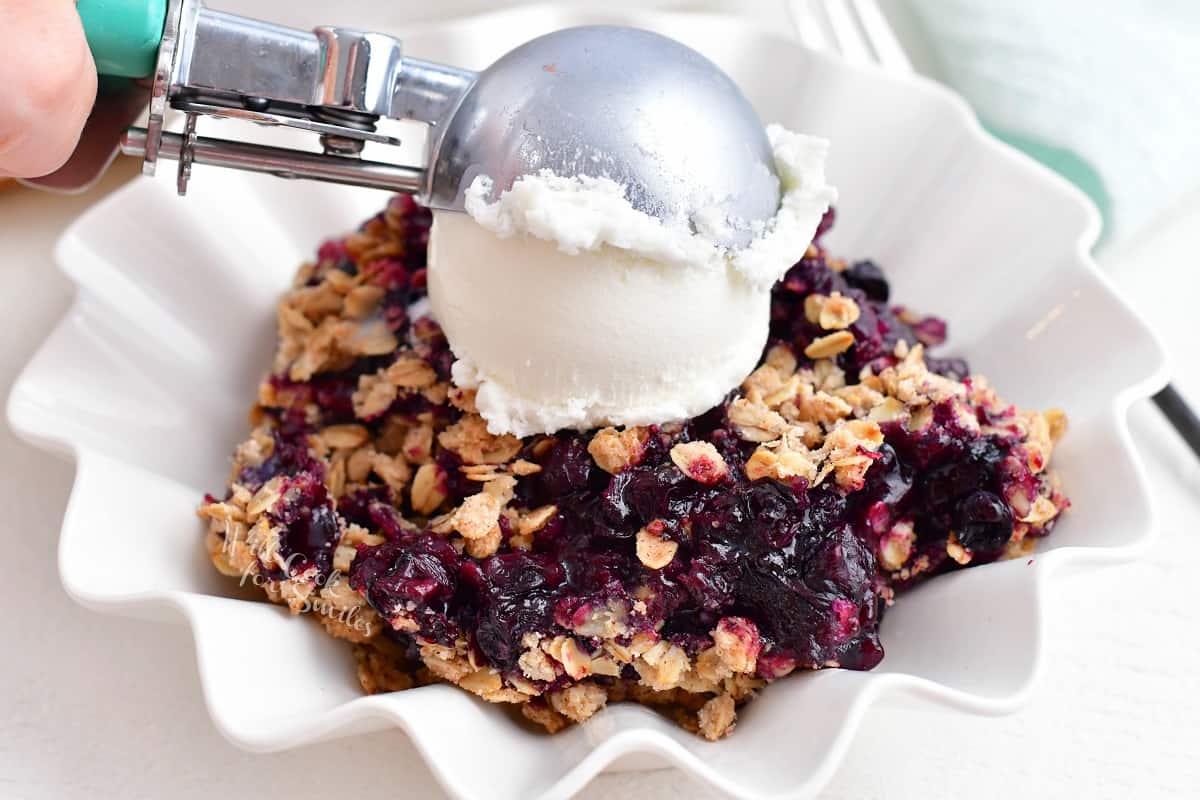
[310,107,379,132]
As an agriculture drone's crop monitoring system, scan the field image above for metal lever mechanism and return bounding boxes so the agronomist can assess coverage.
[121,0,476,195]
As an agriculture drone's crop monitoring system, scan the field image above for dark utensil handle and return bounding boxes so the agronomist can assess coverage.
[1153,383,1200,459]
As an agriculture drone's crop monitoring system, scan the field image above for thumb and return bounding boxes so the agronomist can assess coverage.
[0,0,98,178]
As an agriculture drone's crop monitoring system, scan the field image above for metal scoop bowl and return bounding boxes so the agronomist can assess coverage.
[426,26,781,248]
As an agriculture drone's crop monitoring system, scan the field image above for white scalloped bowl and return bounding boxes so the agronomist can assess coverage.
[6,6,1169,800]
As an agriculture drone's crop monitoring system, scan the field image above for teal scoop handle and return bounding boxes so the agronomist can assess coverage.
[77,0,167,78]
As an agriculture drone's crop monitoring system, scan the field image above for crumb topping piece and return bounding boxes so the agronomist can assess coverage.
[636,520,679,570]
[669,441,729,485]
[588,426,648,473]
[452,492,502,540]
[804,330,855,359]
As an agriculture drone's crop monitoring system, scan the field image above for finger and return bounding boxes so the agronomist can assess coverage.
[0,0,98,178]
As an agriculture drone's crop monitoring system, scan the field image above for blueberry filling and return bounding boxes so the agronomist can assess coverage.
[203,198,1068,733]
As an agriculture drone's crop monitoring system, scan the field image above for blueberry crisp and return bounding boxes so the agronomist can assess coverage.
[199,196,1068,740]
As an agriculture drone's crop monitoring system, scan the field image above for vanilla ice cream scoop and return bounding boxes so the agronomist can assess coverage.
[428,126,836,437]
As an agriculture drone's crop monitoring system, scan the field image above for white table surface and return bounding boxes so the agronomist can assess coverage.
[4,100,1200,800]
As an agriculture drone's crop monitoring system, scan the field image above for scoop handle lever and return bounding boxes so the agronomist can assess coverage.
[120,126,426,195]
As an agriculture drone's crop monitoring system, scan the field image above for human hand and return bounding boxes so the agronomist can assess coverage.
[0,0,97,178]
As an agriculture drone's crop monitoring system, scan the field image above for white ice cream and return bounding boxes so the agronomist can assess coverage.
[427,125,837,437]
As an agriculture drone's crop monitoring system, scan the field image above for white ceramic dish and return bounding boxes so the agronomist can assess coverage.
[6,6,1169,799]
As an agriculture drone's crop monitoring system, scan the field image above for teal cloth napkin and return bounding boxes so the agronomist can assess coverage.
[903,0,1200,242]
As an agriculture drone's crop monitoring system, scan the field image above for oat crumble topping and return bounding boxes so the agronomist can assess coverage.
[198,198,1069,742]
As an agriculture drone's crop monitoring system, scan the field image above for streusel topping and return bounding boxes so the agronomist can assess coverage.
[199,197,1068,741]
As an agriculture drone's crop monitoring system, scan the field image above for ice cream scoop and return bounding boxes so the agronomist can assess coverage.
[50,0,823,437]
[429,127,837,437]
[426,25,781,249]
[429,212,774,438]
